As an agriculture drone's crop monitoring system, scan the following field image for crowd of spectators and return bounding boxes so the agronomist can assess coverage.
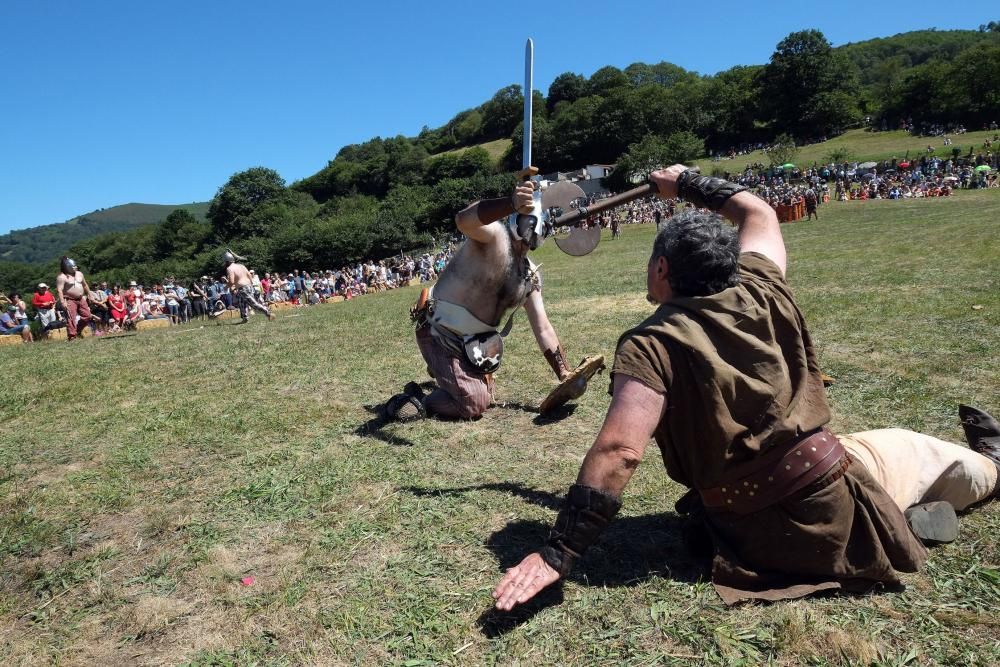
[2,246,458,343]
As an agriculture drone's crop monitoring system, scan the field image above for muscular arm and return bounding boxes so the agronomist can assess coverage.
[522,289,560,355]
[651,165,787,276]
[455,182,534,244]
[720,191,786,276]
[575,374,664,493]
[493,374,665,610]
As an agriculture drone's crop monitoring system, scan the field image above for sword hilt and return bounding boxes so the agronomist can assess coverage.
[516,166,539,181]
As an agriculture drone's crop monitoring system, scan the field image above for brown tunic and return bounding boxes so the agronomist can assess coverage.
[613,252,926,604]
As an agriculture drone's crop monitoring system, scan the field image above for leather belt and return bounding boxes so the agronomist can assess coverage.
[699,428,846,515]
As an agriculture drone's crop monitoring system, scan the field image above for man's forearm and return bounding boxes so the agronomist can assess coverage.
[576,438,643,498]
[718,190,776,233]
[457,196,516,228]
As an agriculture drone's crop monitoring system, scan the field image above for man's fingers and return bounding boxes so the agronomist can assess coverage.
[492,565,521,598]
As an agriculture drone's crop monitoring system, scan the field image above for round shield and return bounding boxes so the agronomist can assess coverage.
[541,181,601,257]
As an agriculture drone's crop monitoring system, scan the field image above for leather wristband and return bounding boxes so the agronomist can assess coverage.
[539,484,622,576]
[677,170,748,211]
[544,345,570,381]
[476,196,517,225]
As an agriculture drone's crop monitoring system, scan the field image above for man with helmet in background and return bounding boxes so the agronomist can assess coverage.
[213,249,275,324]
[55,256,92,340]
[384,181,603,421]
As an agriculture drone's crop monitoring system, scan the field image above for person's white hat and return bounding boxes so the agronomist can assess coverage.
[130,280,137,286]
[38,282,48,289]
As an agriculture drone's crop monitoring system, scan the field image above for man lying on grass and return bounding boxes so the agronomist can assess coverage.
[493,164,1000,609]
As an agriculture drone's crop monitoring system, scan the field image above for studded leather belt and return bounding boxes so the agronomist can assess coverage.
[699,428,847,515]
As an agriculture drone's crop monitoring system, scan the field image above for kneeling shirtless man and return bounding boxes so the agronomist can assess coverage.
[386,181,600,421]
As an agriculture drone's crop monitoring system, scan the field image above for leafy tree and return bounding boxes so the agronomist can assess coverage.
[547,72,587,111]
[758,29,860,138]
[207,167,287,241]
[605,132,704,191]
[624,61,696,88]
[480,85,523,140]
[764,133,799,167]
[587,66,631,97]
[153,209,211,260]
[824,146,855,164]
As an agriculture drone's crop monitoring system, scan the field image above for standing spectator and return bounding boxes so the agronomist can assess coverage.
[190,279,208,320]
[32,283,58,330]
[250,270,263,300]
[164,284,182,324]
[55,256,92,341]
[261,273,272,302]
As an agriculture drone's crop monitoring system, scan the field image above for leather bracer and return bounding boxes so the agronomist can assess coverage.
[539,484,622,576]
[677,170,749,211]
[476,197,517,225]
[544,345,570,381]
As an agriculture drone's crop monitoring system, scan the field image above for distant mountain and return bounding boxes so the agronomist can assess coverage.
[0,202,209,264]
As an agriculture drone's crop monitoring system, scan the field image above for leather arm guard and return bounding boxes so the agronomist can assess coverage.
[476,196,517,225]
[677,170,748,211]
[544,345,571,381]
[539,484,622,576]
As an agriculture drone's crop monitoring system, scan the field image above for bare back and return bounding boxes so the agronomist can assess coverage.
[433,223,534,326]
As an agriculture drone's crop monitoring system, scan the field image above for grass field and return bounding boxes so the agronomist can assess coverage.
[2,190,999,665]
[691,129,999,175]
[432,138,513,163]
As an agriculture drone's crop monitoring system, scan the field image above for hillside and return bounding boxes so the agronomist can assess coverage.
[691,128,999,174]
[0,201,209,264]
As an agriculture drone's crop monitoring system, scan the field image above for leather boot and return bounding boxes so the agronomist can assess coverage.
[959,404,1000,497]
[905,501,958,545]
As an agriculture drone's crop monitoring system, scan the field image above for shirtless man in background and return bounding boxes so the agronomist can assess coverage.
[55,256,92,340]
[214,250,274,324]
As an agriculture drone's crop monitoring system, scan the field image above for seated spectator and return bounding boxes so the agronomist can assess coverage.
[8,293,30,325]
[88,286,109,334]
[108,287,128,331]
[0,305,33,342]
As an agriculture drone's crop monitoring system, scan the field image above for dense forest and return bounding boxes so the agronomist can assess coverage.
[1,25,997,295]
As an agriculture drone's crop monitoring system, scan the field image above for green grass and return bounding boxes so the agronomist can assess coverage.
[691,128,999,174]
[433,138,512,163]
[1,191,998,665]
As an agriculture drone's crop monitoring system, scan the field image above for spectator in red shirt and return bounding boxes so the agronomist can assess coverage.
[32,283,58,329]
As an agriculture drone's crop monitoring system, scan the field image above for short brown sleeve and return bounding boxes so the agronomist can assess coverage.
[610,332,672,396]
[739,252,786,285]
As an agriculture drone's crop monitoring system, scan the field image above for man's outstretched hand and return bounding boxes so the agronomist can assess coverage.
[492,552,561,611]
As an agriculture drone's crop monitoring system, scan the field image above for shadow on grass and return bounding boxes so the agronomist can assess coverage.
[356,404,417,448]
[490,400,578,425]
[403,482,709,637]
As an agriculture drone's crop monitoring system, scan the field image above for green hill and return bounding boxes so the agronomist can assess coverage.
[0,201,209,264]
[691,128,998,174]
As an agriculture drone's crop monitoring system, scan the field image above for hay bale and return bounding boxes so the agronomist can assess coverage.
[136,318,170,331]
[0,334,22,346]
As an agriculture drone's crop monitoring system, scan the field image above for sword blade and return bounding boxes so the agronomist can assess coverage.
[522,38,533,170]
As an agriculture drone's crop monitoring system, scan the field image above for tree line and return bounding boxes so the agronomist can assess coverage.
[1,26,997,296]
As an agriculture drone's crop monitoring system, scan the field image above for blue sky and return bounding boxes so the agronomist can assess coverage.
[1,0,996,234]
